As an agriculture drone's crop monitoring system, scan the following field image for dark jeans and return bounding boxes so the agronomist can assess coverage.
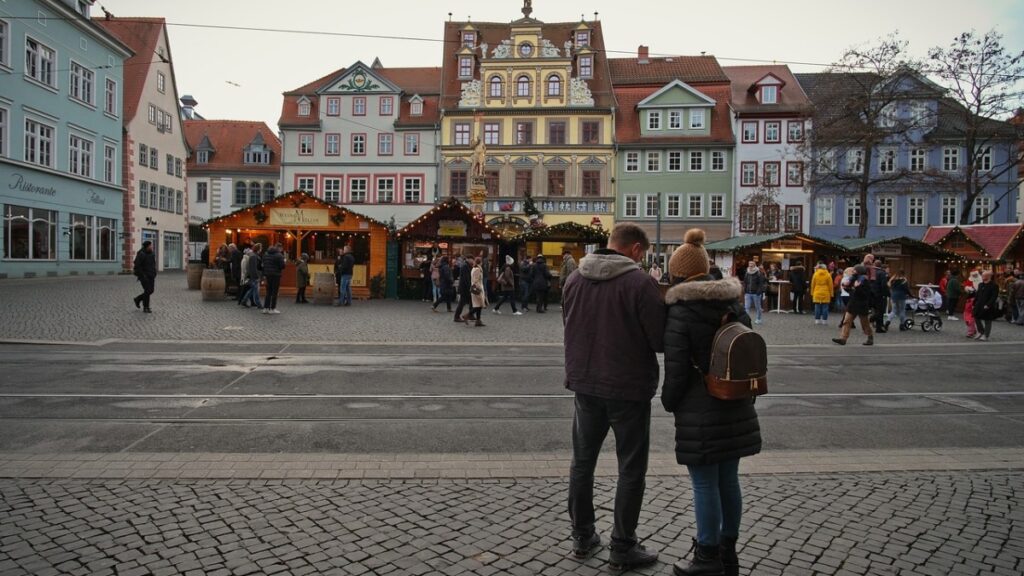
[295,285,307,302]
[534,289,549,312]
[568,392,651,551]
[265,275,281,310]
[423,278,433,300]
[687,459,742,547]
[432,289,452,311]
[136,276,155,309]
[241,278,261,308]
[791,291,805,313]
[519,280,531,310]
[453,293,471,320]
[493,289,518,312]
[977,317,993,337]
[947,294,960,317]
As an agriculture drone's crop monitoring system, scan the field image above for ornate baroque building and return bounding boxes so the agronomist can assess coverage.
[439,3,616,233]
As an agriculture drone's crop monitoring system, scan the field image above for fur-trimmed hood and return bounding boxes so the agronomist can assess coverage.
[665,276,742,305]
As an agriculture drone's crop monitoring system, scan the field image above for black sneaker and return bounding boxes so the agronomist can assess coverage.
[608,543,658,570]
[571,533,601,559]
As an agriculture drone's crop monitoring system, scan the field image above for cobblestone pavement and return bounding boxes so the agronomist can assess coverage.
[1,471,1021,576]
[3,272,1023,345]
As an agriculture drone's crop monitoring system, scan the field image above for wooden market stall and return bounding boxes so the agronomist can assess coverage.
[833,236,963,287]
[508,221,609,284]
[923,224,1024,273]
[203,191,391,299]
[393,197,504,298]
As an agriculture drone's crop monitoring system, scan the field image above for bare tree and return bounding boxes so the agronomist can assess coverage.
[800,34,932,238]
[928,30,1024,224]
[738,181,782,235]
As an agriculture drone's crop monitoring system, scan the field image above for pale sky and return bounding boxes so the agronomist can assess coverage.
[96,0,1024,131]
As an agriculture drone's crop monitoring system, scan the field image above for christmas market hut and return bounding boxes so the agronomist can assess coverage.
[832,236,963,286]
[393,197,504,298]
[203,190,391,299]
[509,221,610,282]
[923,224,1024,272]
[705,233,848,278]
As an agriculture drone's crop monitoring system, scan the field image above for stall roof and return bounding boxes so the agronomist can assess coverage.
[832,236,963,260]
[395,197,504,241]
[346,205,432,230]
[203,190,388,229]
[510,222,609,244]
[923,224,1024,261]
[705,233,847,253]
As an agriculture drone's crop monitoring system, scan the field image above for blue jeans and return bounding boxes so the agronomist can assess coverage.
[814,302,829,321]
[519,280,531,309]
[744,293,762,322]
[242,279,261,308]
[338,274,352,305]
[686,459,742,546]
[891,297,907,325]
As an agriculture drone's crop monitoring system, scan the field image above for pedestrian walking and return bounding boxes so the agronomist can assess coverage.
[946,269,963,321]
[964,270,980,338]
[649,262,664,284]
[810,263,832,325]
[200,244,210,268]
[419,256,433,302]
[742,261,766,325]
[662,228,761,576]
[262,243,286,314]
[833,265,874,346]
[889,269,910,330]
[531,255,553,312]
[468,257,487,326]
[430,255,442,303]
[519,255,533,312]
[132,240,157,313]
[240,244,263,309]
[788,260,807,314]
[229,243,243,301]
[492,256,520,315]
[871,261,890,332]
[295,253,311,303]
[1012,271,1024,325]
[430,256,454,313]
[974,271,999,341]
[334,246,354,306]
[214,244,231,291]
[453,256,473,323]
[563,223,665,570]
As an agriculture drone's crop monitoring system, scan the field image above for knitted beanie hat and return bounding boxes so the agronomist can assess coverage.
[669,228,710,280]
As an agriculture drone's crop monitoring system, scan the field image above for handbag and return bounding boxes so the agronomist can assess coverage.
[470,285,481,295]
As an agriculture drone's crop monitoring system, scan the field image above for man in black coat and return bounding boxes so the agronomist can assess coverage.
[229,243,243,301]
[132,240,157,313]
[870,261,890,332]
[834,265,874,345]
[452,256,473,322]
[973,270,999,341]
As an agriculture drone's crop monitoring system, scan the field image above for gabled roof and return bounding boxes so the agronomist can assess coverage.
[510,221,609,244]
[831,236,962,260]
[93,17,165,124]
[204,191,388,229]
[183,120,281,174]
[705,233,847,253]
[614,84,734,145]
[315,61,403,95]
[636,79,717,107]
[923,224,1024,260]
[395,197,504,240]
[724,65,811,115]
[608,55,728,85]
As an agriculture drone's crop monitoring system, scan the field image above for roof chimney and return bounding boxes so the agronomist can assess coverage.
[180,95,198,120]
[638,45,649,64]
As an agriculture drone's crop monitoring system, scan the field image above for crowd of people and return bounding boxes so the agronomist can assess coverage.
[210,242,312,314]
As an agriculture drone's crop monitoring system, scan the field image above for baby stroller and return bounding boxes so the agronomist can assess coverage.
[903,286,944,332]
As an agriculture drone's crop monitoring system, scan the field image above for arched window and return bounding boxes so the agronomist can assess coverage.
[516,75,531,98]
[546,74,562,97]
[262,182,275,203]
[248,182,261,205]
[234,181,247,205]
[489,75,503,98]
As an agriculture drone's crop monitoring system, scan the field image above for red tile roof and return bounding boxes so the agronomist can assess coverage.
[608,55,728,85]
[183,120,281,175]
[923,224,1024,260]
[613,85,735,145]
[94,17,165,124]
[439,20,615,109]
[723,65,811,115]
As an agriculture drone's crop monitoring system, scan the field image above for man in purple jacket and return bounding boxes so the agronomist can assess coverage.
[562,223,666,569]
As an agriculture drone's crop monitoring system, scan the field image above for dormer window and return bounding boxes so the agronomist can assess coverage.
[760,85,777,104]
[244,146,270,165]
[458,56,473,79]
[410,100,423,116]
[489,76,503,98]
[576,31,590,47]
[298,99,310,117]
[579,56,593,79]
[197,151,209,164]
[462,32,476,47]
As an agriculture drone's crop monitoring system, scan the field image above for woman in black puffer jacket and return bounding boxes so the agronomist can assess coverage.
[662,229,761,576]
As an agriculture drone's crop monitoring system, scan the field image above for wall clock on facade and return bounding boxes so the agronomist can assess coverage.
[519,42,533,57]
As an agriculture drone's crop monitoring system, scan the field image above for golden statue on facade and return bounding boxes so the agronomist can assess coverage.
[470,136,487,178]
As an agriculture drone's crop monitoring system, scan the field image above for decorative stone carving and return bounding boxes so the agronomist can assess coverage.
[458,79,482,107]
[540,39,560,58]
[480,43,488,57]
[564,41,573,57]
[569,78,595,106]
[492,40,513,59]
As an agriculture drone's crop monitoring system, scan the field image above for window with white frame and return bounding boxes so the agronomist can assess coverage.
[624,195,638,217]
[298,100,310,116]
[764,121,781,143]
[688,194,703,217]
[516,75,531,98]
[739,205,757,232]
[785,206,802,232]
[325,134,340,156]
[462,31,475,47]
[175,158,182,177]
[299,134,313,155]
[68,213,92,260]
[104,78,116,116]
[877,196,895,226]
[139,181,148,207]
[70,61,94,104]
[878,148,896,174]
[378,134,393,156]
[818,149,836,173]
[908,197,925,226]
[159,185,169,211]
[380,96,393,115]
[689,151,704,171]
[579,56,593,78]
[353,97,366,116]
[0,19,9,68]
[24,118,53,167]
[943,147,960,171]
[297,177,316,194]
[326,97,340,116]
[647,111,661,131]
[645,195,660,217]
[350,178,368,203]
[786,162,803,186]
[454,123,471,146]
[646,151,661,172]
[404,133,420,155]
[973,195,992,224]
[760,85,777,104]
[147,181,157,208]
[787,120,804,142]
[877,103,896,128]
[4,205,57,260]
[515,122,533,144]
[815,196,834,225]
[148,104,156,124]
[689,109,705,129]
[351,134,366,155]
[489,76,503,98]
[404,177,422,203]
[910,148,927,172]
[740,162,756,186]
[459,56,473,79]
[666,194,681,217]
[139,144,148,167]
[149,147,157,170]
[941,196,958,225]
[576,30,589,47]
[410,100,423,116]
[909,101,930,126]
[741,121,757,143]
[763,162,780,186]
[668,110,682,129]
[625,151,639,172]
[710,194,725,217]
[103,144,115,183]
[176,189,183,214]
[156,71,165,93]
[546,74,562,96]
[667,151,682,172]
[376,177,395,203]
[0,107,7,157]
[196,150,208,164]
[845,197,861,226]
[483,122,500,145]
[711,151,725,172]
[323,178,341,203]
[979,147,992,171]
[847,149,864,174]
[25,37,56,87]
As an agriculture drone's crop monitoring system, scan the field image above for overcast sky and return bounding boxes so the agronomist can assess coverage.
[97,0,1024,131]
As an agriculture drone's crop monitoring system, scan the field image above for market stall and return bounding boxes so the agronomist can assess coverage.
[923,224,1024,273]
[203,191,391,299]
[833,236,963,287]
[508,221,609,281]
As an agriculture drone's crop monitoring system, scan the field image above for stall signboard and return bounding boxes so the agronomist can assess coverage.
[772,240,804,251]
[438,220,467,237]
[873,243,902,257]
[270,208,329,227]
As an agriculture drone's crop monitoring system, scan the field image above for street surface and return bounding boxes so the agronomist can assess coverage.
[0,273,1022,575]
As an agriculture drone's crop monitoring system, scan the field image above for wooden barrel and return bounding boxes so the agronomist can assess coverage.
[186,263,204,290]
[201,269,226,301]
[312,272,336,305]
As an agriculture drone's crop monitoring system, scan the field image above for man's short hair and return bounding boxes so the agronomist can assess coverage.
[609,223,650,251]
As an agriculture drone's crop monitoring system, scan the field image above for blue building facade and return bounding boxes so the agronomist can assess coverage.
[0,0,132,278]
[798,73,1019,241]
